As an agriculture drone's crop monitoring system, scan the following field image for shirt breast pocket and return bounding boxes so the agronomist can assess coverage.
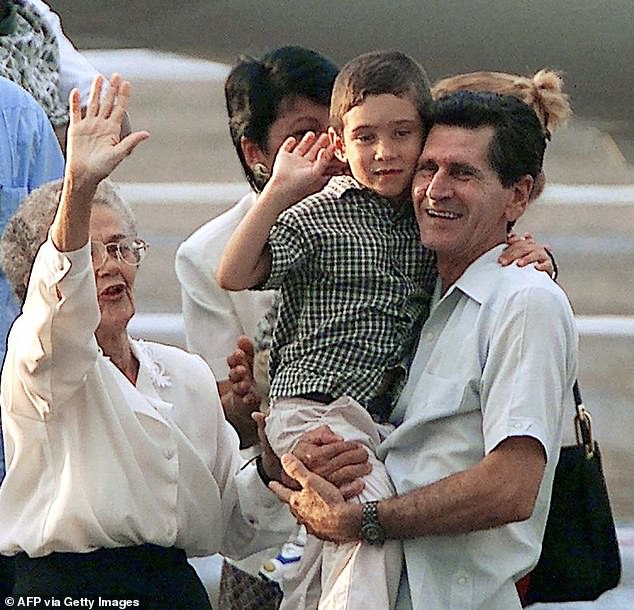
[405,371,476,422]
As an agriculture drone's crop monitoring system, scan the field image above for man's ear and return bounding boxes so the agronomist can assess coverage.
[505,174,533,223]
[328,126,347,163]
[240,136,268,171]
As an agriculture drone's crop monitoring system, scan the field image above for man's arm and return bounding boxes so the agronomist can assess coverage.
[271,435,545,543]
[216,132,335,291]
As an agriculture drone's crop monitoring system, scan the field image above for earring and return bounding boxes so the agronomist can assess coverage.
[253,162,271,183]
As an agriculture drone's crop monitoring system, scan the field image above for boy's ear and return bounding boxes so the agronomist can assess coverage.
[240,136,268,170]
[505,174,533,223]
[328,126,347,163]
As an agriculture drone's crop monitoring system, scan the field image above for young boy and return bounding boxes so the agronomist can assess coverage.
[218,50,432,610]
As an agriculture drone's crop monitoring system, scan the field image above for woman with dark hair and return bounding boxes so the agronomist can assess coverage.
[175,46,341,610]
[176,46,339,397]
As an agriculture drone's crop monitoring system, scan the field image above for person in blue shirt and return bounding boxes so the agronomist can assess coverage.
[0,75,64,454]
[0,73,63,598]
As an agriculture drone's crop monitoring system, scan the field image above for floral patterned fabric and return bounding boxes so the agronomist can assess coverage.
[0,0,67,126]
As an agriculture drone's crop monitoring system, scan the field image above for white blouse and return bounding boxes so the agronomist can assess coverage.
[175,191,275,378]
[0,238,289,558]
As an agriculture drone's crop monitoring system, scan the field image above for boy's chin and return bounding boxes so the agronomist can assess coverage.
[382,188,411,203]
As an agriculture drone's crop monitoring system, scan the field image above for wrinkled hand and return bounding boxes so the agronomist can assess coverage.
[499,232,555,277]
[253,413,369,499]
[66,74,149,187]
[270,454,358,543]
[293,427,370,498]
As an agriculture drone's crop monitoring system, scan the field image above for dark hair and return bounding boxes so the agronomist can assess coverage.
[431,91,547,187]
[225,46,339,191]
[329,50,432,133]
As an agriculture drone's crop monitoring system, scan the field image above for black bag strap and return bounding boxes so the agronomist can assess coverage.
[572,380,594,459]
[573,379,582,407]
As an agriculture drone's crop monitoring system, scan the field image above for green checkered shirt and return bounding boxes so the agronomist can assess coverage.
[260,176,436,414]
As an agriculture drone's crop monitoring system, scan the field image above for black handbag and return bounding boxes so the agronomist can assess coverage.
[523,381,622,605]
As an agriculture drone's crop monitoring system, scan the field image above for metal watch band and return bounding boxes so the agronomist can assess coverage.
[360,500,386,546]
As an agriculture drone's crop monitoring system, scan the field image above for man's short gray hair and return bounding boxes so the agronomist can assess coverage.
[0,179,137,303]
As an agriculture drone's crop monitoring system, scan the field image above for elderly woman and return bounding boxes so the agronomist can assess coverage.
[0,74,295,607]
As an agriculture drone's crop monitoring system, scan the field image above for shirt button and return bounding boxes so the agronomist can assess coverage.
[457,576,469,585]
[513,422,523,429]
[425,331,435,341]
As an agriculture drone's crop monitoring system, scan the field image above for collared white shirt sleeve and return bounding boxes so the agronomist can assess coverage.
[381,245,578,610]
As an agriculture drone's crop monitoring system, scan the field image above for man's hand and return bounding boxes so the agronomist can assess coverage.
[293,428,370,497]
[270,454,360,543]
[227,336,260,410]
[222,336,260,448]
[253,414,370,500]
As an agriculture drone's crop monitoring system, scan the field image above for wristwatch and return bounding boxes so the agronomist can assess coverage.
[360,501,386,546]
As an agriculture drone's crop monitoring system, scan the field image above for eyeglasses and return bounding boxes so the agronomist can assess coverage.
[90,237,149,268]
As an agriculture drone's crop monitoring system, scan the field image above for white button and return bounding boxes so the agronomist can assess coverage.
[457,576,469,585]
[513,422,523,429]
[425,332,435,341]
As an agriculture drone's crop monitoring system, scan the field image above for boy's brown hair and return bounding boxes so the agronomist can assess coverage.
[329,50,432,133]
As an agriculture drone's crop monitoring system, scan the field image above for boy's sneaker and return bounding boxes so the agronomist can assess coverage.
[259,540,304,583]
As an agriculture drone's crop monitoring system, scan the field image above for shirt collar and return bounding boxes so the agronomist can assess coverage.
[324,175,364,198]
[440,243,507,306]
[325,175,415,219]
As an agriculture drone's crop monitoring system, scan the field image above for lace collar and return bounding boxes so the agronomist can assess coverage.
[132,339,172,389]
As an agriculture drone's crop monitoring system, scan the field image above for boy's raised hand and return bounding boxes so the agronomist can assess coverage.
[265,131,336,208]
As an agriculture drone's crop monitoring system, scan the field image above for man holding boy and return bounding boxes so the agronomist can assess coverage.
[271,91,578,610]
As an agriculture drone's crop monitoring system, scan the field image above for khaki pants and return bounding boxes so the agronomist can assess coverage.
[266,396,401,610]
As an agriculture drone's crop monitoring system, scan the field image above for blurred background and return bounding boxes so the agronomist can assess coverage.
[53,0,633,520]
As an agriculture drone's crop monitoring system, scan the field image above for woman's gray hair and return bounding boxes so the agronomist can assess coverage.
[0,178,137,303]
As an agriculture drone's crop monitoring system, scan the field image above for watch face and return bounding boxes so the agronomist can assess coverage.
[361,501,386,546]
[361,522,386,545]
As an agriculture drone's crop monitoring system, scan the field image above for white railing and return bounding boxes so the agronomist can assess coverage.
[120,182,634,207]
[129,314,634,349]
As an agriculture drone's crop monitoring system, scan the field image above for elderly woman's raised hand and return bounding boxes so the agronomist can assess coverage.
[66,74,149,189]
[53,74,149,254]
